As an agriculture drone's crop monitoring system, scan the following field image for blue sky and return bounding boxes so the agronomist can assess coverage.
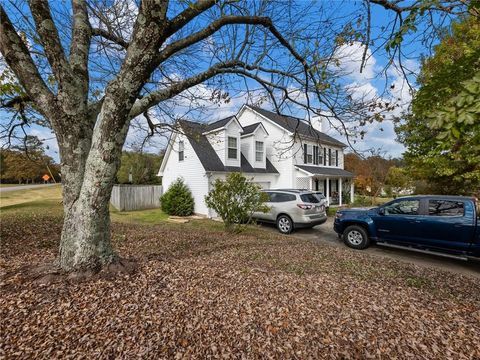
[0,0,449,162]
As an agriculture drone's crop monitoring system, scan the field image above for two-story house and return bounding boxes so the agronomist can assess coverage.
[158,104,354,216]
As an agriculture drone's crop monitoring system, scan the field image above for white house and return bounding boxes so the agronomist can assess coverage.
[158,105,354,216]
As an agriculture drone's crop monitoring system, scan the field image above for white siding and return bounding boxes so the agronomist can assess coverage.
[224,121,242,167]
[161,132,210,215]
[236,107,295,188]
[292,140,345,169]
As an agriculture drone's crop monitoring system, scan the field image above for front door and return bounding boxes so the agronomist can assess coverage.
[372,198,423,244]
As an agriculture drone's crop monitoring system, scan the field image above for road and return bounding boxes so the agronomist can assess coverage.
[262,217,480,278]
[0,183,58,193]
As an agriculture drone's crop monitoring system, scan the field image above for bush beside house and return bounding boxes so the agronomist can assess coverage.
[205,173,269,232]
[160,178,194,216]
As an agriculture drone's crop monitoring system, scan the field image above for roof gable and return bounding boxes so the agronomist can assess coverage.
[178,119,278,174]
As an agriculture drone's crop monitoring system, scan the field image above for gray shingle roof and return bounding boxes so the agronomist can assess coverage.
[241,122,262,135]
[179,119,279,174]
[203,115,236,132]
[247,105,347,148]
[295,165,354,177]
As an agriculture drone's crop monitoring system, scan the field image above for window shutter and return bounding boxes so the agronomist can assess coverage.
[313,146,317,165]
[323,148,326,165]
[304,144,307,164]
[328,148,332,166]
[335,150,338,167]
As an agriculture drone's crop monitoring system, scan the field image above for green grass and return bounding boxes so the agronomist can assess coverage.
[110,207,169,224]
[0,184,195,227]
[0,185,63,208]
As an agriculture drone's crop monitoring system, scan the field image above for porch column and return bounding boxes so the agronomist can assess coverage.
[309,177,313,190]
[339,178,343,206]
[350,181,354,203]
[326,177,330,205]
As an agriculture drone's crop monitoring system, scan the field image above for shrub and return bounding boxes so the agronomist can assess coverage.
[160,178,194,216]
[205,172,269,232]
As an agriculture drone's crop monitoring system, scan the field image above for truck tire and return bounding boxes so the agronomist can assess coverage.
[343,225,370,250]
[277,215,293,234]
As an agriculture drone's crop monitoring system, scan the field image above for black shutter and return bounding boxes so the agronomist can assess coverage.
[328,148,332,166]
[304,144,307,164]
[336,150,339,167]
[323,148,326,165]
[313,146,318,165]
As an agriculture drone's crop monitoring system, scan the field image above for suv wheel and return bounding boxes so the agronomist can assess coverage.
[343,225,370,249]
[277,215,293,234]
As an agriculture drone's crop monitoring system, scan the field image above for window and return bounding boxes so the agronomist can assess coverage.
[383,200,420,215]
[255,141,264,162]
[313,146,320,165]
[428,200,464,217]
[267,192,296,202]
[300,193,320,203]
[331,150,337,167]
[307,145,313,163]
[178,141,184,161]
[303,144,313,164]
[323,148,327,165]
[318,147,323,165]
[227,136,237,159]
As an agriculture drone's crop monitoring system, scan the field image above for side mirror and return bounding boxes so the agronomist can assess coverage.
[378,208,385,216]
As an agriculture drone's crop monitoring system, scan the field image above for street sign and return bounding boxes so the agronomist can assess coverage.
[42,174,50,181]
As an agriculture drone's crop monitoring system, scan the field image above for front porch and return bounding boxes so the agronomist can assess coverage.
[295,166,355,206]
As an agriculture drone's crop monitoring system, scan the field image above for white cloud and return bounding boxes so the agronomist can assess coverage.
[334,42,377,84]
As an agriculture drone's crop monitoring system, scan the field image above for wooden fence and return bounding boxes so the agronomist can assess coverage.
[110,184,163,211]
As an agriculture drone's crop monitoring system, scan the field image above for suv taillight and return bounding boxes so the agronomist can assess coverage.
[297,204,312,210]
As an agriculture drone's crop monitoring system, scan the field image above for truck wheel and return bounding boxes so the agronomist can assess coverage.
[277,215,293,234]
[343,225,370,250]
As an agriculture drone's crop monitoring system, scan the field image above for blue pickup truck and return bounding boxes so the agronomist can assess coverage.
[333,195,480,260]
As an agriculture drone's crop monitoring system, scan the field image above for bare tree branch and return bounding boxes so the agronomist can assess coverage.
[70,0,92,93]
[0,5,56,117]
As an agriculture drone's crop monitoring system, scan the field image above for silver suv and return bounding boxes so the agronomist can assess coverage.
[253,189,327,234]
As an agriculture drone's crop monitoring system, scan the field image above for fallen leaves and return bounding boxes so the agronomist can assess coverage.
[1,213,480,359]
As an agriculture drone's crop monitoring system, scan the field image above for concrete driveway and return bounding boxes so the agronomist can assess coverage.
[262,217,480,278]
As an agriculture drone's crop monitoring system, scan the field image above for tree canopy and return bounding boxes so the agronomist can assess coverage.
[116,151,163,185]
[396,15,480,195]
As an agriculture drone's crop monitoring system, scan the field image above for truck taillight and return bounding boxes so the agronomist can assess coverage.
[297,204,312,210]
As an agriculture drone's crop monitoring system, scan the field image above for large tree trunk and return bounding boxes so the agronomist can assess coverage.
[57,109,130,272]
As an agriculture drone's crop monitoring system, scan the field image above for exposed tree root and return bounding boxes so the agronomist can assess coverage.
[1,258,139,285]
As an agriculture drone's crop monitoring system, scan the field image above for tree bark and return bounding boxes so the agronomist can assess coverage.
[56,106,130,271]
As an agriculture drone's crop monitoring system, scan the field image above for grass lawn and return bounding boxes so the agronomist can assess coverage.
[1,190,480,358]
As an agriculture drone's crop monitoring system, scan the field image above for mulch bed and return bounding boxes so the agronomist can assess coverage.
[1,214,480,359]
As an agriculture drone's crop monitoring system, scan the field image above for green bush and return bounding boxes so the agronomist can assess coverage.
[160,178,194,216]
[205,172,269,233]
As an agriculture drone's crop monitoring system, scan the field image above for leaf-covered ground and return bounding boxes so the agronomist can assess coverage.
[1,213,480,359]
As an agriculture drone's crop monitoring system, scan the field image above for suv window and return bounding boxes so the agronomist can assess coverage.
[428,200,464,217]
[300,193,320,203]
[384,200,419,215]
[266,192,296,202]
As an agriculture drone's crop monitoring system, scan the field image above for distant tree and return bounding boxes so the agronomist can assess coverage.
[344,152,400,203]
[116,151,162,185]
[0,148,59,184]
[205,173,269,233]
[396,16,480,195]
[385,166,413,197]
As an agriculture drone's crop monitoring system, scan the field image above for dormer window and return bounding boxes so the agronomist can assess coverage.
[179,140,184,161]
[228,136,237,159]
[255,141,264,162]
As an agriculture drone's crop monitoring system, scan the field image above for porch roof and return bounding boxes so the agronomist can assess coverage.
[295,165,354,177]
